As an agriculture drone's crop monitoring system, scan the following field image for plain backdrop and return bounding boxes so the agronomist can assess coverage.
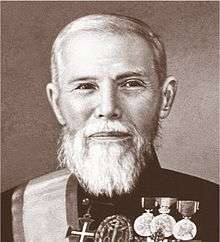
[1,1,219,192]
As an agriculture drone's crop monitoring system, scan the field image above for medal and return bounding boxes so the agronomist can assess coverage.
[150,197,177,238]
[66,197,95,241]
[66,213,95,241]
[173,218,197,240]
[94,214,133,242]
[134,212,154,237]
[173,200,199,241]
[133,197,155,237]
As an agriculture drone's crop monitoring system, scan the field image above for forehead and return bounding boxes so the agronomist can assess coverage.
[58,31,155,81]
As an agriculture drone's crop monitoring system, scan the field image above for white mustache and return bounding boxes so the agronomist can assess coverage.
[83,120,135,137]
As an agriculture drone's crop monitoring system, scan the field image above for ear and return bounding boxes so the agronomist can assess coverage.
[46,82,66,125]
[159,76,178,119]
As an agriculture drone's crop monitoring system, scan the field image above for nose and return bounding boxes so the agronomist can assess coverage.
[94,82,122,120]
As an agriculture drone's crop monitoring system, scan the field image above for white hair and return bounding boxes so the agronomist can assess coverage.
[51,14,167,86]
[57,119,149,197]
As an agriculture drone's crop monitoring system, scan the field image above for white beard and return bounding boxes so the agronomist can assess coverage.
[58,119,150,197]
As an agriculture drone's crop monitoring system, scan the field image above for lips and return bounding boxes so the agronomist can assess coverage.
[88,131,132,141]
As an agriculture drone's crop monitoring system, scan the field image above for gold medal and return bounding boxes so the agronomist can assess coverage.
[173,200,199,241]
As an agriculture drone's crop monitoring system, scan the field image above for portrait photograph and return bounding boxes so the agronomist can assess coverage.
[1,1,219,242]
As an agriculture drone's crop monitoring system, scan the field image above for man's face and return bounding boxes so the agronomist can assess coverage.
[49,32,168,196]
[58,32,161,140]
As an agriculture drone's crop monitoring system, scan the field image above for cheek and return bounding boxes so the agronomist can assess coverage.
[59,95,93,131]
[121,93,161,136]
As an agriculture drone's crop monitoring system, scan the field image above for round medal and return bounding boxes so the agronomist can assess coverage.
[94,214,133,242]
[173,218,197,240]
[134,212,154,237]
[150,214,176,237]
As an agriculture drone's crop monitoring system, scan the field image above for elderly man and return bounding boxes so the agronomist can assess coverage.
[2,14,218,242]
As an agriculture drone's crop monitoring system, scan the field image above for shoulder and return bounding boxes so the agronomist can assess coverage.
[141,168,219,198]
[11,168,71,199]
[165,168,218,196]
[1,169,71,213]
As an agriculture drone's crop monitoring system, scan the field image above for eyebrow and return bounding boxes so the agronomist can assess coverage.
[68,70,149,84]
[67,76,96,84]
[114,71,148,81]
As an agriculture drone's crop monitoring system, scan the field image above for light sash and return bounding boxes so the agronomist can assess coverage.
[12,169,79,242]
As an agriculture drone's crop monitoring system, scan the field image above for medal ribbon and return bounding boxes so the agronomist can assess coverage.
[156,197,177,207]
[177,200,199,217]
[141,197,155,210]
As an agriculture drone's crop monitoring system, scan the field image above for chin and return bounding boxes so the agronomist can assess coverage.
[58,121,153,197]
[68,139,146,197]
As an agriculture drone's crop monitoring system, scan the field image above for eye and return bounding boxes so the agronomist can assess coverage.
[120,79,145,89]
[75,83,97,90]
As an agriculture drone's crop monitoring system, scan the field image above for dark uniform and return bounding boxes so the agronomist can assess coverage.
[1,153,219,242]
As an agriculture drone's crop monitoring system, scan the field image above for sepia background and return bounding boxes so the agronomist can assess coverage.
[2,1,219,192]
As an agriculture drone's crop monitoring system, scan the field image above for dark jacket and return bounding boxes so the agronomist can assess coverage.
[1,167,219,242]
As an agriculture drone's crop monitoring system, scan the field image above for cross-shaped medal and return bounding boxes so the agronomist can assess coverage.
[66,213,95,242]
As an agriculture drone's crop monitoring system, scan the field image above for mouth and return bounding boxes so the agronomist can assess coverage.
[88,131,132,141]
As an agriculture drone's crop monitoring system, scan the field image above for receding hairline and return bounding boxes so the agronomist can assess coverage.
[51,14,167,85]
[53,14,156,46]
